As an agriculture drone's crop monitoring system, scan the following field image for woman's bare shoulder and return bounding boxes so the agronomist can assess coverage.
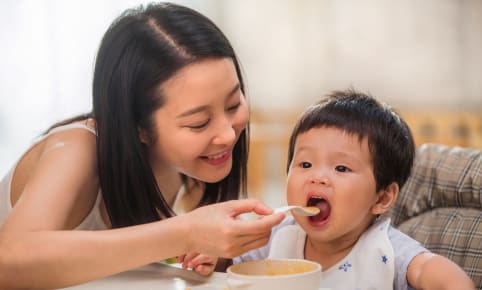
[7,122,100,231]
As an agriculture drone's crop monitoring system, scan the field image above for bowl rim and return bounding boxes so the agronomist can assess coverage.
[227,258,321,278]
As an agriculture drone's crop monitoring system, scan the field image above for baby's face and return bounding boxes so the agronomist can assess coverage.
[286,127,380,244]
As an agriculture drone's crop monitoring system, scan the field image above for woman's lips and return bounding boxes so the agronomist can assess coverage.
[201,150,232,165]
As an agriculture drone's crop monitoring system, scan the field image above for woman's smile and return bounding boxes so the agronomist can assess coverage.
[201,149,232,166]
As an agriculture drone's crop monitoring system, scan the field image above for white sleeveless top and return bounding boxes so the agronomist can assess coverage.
[0,123,108,230]
[268,218,395,290]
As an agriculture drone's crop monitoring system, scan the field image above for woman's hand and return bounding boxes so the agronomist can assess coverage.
[181,199,285,258]
[177,253,217,276]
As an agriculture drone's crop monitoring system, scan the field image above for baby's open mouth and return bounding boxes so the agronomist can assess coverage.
[307,196,331,222]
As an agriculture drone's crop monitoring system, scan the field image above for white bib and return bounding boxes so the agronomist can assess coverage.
[268,218,395,290]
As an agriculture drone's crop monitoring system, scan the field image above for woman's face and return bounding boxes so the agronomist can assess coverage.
[146,57,248,183]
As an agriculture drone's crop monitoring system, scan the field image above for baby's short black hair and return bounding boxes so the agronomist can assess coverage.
[287,89,415,192]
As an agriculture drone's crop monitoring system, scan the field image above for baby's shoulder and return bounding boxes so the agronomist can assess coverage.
[388,226,427,253]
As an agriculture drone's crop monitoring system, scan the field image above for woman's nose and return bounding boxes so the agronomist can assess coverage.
[212,117,236,145]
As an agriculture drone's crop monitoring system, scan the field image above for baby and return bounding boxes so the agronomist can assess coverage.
[235,89,475,289]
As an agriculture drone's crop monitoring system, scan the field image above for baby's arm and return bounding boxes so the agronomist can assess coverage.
[407,252,475,289]
[178,253,218,276]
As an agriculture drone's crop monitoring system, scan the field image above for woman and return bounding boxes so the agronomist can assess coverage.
[0,3,284,289]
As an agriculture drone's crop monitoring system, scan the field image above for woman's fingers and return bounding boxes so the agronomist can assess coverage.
[233,212,285,235]
[183,200,285,258]
[224,199,275,217]
[213,232,271,258]
[240,235,271,253]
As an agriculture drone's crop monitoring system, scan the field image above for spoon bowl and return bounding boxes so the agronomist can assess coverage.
[274,205,320,216]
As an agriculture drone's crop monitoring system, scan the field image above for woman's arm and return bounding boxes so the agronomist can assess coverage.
[0,129,285,289]
[0,129,184,288]
[0,199,284,290]
[0,216,190,289]
[407,252,475,290]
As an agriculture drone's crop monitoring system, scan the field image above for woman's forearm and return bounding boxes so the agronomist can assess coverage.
[0,216,189,290]
[0,199,285,290]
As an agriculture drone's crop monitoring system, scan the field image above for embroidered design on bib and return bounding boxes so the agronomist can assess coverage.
[339,261,352,272]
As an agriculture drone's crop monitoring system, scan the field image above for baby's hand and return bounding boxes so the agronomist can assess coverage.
[178,253,218,276]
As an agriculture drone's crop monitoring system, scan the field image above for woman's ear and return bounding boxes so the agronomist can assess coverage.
[138,128,150,145]
[371,182,399,215]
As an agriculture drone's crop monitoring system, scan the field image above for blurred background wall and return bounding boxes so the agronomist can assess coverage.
[1,0,481,206]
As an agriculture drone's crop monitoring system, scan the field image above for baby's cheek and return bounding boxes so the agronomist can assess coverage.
[286,183,301,205]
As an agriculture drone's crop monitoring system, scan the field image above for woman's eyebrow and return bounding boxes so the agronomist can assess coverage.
[176,83,240,118]
[226,83,241,98]
[176,105,209,118]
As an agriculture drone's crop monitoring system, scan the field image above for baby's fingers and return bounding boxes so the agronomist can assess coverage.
[177,254,186,263]
[186,254,216,269]
[181,252,200,269]
[194,264,215,276]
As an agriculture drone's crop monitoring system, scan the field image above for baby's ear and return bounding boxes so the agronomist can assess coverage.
[371,182,399,215]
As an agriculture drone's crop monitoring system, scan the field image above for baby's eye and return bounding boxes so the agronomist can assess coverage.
[335,165,350,172]
[300,162,312,168]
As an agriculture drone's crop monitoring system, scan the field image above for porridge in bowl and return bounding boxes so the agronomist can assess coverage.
[227,259,321,290]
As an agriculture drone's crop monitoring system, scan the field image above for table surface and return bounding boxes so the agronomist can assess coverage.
[57,263,333,290]
[57,263,229,290]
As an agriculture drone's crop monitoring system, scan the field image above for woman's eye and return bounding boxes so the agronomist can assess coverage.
[300,162,312,168]
[187,120,209,130]
[335,165,350,172]
[227,102,241,111]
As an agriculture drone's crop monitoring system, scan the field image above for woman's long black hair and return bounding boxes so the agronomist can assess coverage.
[48,2,248,228]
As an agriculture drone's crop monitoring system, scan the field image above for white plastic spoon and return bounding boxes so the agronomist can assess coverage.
[274,205,320,216]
